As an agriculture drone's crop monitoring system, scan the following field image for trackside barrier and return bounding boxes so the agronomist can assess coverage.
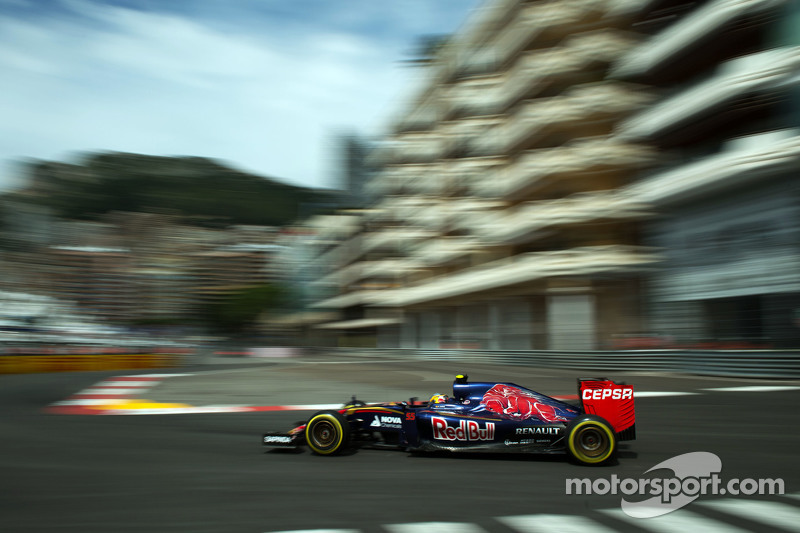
[333,349,800,379]
[0,353,185,374]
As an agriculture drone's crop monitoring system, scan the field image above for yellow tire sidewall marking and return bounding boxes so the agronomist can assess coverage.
[305,413,344,455]
[568,420,615,464]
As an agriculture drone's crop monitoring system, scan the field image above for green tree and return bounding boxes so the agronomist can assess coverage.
[204,284,288,333]
[12,152,339,227]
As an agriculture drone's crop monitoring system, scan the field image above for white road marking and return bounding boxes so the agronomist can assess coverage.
[79,388,150,396]
[634,391,699,397]
[701,386,800,393]
[601,507,751,532]
[132,373,194,378]
[290,360,408,365]
[499,513,618,532]
[51,398,130,406]
[92,379,158,389]
[698,499,800,531]
[114,405,255,415]
[384,522,487,533]
[287,404,349,410]
[264,530,360,533]
[262,497,800,533]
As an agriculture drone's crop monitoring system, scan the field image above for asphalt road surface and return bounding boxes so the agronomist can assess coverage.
[1,354,799,532]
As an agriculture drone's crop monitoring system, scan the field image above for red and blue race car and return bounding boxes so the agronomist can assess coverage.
[263,374,635,465]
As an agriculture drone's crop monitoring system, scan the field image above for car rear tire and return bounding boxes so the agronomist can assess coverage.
[565,415,616,465]
[305,411,350,455]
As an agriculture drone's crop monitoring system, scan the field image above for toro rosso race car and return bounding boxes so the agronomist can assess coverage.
[263,375,635,465]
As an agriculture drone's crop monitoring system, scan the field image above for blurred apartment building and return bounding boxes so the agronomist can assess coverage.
[616,0,800,347]
[306,0,660,350]
[301,0,800,350]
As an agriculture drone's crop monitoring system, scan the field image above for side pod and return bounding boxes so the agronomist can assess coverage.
[578,378,635,441]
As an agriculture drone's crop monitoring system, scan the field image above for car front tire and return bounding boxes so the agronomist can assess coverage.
[305,411,350,455]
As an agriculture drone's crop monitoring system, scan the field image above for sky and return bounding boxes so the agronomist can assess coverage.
[0,0,484,190]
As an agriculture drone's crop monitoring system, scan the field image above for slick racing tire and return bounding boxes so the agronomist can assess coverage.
[305,410,350,455]
[565,415,616,466]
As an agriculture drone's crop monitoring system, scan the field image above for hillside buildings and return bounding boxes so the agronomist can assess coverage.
[0,207,282,326]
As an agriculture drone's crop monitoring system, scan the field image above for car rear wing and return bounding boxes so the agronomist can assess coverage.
[578,378,635,441]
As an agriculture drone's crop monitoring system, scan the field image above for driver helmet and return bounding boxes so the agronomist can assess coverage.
[429,393,449,404]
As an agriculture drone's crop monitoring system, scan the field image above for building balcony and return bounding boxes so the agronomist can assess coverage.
[375,245,661,307]
[440,198,506,234]
[314,317,405,331]
[489,82,652,154]
[443,76,503,120]
[364,196,416,225]
[413,207,447,232]
[476,191,650,244]
[362,206,389,224]
[390,196,441,226]
[365,195,445,229]
[496,30,636,110]
[441,116,504,157]
[366,131,443,167]
[484,0,612,70]
[616,46,800,141]
[360,258,418,280]
[605,0,653,17]
[438,156,505,196]
[626,129,800,206]
[323,258,417,289]
[311,290,381,309]
[315,232,363,270]
[365,166,408,197]
[499,48,580,110]
[394,131,444,164]
[475,138,655,200]
[313,215,360,241]
[612,0,785,78]
[311,267,344,291]
[410,236,482,267]
[372,197,449,233]
[401,162,444,195]
[392,100,439,133]
[361,228,432,256]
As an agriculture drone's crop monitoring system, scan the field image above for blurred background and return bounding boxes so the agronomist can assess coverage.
[0,0,798,362]
[1,4,799,532]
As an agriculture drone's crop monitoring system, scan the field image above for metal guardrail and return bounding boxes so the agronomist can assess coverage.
[332,348,800,379]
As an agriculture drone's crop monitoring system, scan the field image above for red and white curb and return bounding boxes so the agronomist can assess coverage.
[44,372,350,415]
[44,375,800,415]
[45,373,194,415]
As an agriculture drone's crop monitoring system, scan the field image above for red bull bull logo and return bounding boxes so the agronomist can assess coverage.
[481,384,569,422]
[432,417,495,441]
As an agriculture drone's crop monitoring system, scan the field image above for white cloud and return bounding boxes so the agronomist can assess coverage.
[0,0,480,190]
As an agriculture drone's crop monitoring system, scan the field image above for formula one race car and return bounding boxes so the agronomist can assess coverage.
[263,375,635,465]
